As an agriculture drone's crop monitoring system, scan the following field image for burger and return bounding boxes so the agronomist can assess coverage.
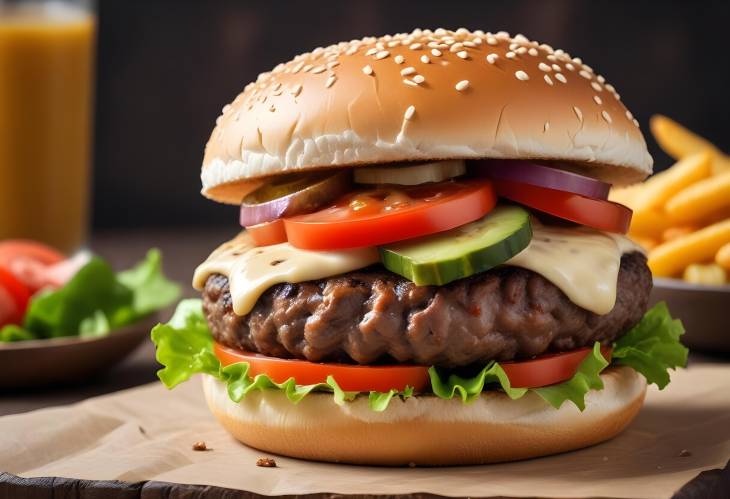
[152,28,687,466]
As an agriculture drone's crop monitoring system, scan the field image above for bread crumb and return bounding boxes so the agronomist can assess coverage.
[679,449,692,457]
[192,441,208,451]
[257,457,277,467]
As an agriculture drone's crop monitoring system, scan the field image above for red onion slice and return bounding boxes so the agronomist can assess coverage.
[240,171,351,227]
[474,160,611,199]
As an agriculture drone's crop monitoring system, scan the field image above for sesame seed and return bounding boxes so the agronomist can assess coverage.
[455,79,470,91]
[597,75,606,84]
[593,95,602,105]
[487,37,498,46]
[632,118,640,127]
[272,89,282,96]
[222,104,231,114]
[514,33,529,43]
[393,55,404,64]
[509,42,519,51]
[591,82,603,92]
[544,74,553,85]
[528,47,539,56]
[413,74,425,84]
[506,51,517,59]
[311,65,326,74]
[583,64,594,73]
[362,65,374,75]
[472,37,482,45]
[573,57,582,64]
[403,79,418,87]
[302,64,313,72]
[327,61,340,69]
[555,73,567,83]
[547,54,557,62]
[375,50,390,60]
[345,46,358,55]
[410,42,422,50]
[626,110,634,120]
[269,104,275,112]
[538,62,552,72]
[486,53,499,64]
[573,106,583,121]
[388,40,400,48]
[431,48,442,57]
[404,105,416,120]
[291,61,305,73]
[544,121,550,132]
[579,70,592,79]
[605,83,616,93]
[290,84,303,96]
[325,75,336,88]
[376,42,385,50]
[463,41,476,48]
[400,66,417,76]
[515,70,529,81]
[517,47,528,55]
[565,63,575,71]
[450,43,464,52]
[552,64,561,72]
[540,43,554,53]
[602,110,612,123]
[457,50,468,59]
[614,93,621,100]
[420,55,430,64]
[365,48,377,56]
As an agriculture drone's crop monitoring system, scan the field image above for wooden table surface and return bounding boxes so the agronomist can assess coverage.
[1,227,727,417]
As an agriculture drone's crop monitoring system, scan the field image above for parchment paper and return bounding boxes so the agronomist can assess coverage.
[1,364,729,499]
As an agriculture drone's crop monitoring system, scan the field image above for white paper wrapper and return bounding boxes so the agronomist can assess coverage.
[1,364,729,499]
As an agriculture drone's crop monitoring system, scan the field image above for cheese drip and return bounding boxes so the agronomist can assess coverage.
[194,225,641,318]
[507,222,642,315]
[193,232,380,315]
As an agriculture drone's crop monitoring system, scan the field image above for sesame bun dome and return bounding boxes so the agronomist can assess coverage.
[203,366,647,465]
[203,28,653,204]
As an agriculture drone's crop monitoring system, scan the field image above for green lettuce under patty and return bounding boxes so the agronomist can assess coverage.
[151,300,687,412]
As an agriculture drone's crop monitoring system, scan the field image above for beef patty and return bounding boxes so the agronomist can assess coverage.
[202,252,651,367]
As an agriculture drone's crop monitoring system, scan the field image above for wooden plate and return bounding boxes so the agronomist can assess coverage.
[651,278,730,354]
[0,314,159,388]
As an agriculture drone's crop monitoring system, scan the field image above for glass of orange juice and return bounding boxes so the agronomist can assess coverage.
[0,0,95,254]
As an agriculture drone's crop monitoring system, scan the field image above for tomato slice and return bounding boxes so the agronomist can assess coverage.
[214,343,430,392]
[246,219,288,246]
[501,345,612,388]
[283,180,497,250]
[492,179,633,234]
[0,240,65,293]
[0,267,31,326]
[214,343,612,393]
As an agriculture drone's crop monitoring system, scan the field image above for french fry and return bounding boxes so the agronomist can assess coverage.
[648,219,730,277]
[665,171,730,224]
[683,264,727,285]
[662,226,696,242]
[629,208,675,239]
[631,152,711,212]
[631,235,659,251]
[716,242,730,271]
[650,115,730,174]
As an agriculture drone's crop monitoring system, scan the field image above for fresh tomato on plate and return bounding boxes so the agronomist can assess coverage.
[283,180,497,250]
[214,343,611,392]
[0,240,65,294]
[0,267,31,326]
[491,179,633,234]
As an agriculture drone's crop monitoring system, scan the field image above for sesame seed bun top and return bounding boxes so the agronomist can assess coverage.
[202,28,653,204]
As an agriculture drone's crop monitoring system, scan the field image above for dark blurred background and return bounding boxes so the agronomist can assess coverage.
[92,0,730,230]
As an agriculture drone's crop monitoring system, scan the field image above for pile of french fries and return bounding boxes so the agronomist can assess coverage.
[610,115,730,285]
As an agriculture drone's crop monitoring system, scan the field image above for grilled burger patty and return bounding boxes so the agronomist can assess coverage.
[202,252,651,367]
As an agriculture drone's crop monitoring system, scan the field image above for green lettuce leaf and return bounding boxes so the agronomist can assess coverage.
[152,299,687,412]
[533,342,608,410]
[612,301,688,389]
[151,299,405,412]
[0,249,180,342]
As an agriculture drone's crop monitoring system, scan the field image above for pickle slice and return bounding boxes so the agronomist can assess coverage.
[379,205,532,285]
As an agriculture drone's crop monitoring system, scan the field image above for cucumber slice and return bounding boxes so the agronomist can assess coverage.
[379,205,532,285]
[354,159,465,185]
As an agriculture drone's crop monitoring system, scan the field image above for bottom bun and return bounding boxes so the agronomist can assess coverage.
[203,366,646,466]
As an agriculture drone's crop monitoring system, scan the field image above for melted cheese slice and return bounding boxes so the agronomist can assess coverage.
[193,232,380,316]
[507,222,642,315]
[195,224,641,318]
